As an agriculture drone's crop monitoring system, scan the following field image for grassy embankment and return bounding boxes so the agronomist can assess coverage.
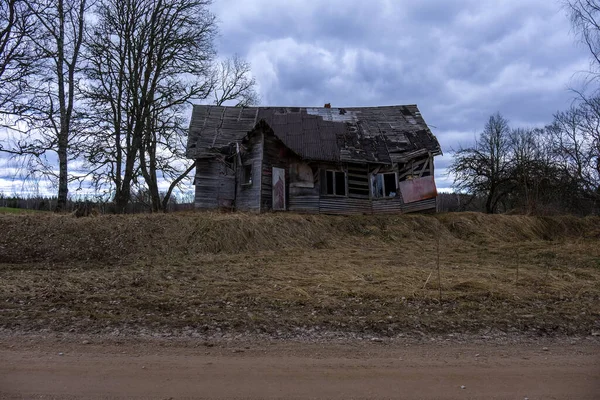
[0,212,599,336]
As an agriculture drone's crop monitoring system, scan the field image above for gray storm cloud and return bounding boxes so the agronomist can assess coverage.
[0,0,592,193]
[211,0,590,190]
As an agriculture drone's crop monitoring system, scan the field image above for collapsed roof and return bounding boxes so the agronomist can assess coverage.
[186,105,442,164]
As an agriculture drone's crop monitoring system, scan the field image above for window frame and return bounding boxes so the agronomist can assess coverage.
[371,171,399,199]
[322,169,347,197]
[242,163,253,186]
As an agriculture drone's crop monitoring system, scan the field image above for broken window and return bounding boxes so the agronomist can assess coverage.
[371,172,398,198]
[289,162,314,188]
[242,164,253,185]
[323,170,347,196]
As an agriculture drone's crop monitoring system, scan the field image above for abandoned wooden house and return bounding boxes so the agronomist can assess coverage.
[186,104,442,214]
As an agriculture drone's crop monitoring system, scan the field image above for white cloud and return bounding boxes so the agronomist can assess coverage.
[1,0,593,196]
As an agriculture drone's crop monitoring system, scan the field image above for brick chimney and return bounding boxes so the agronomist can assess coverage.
[324,103,331,108]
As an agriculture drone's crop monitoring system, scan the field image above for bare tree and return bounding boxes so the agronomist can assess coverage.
[213,54,259,107]
[546,1,600,212]
[507,127,574,213]
[0,0,89,212]
[0,0,36,111]
[83,0,217,213]
[449,113,513,213]
[151,52,260,211]
[28,0,88,212]
[509,127,539,212]
[565,0,600,90]
[574,96,600,193]
[560,1,600,212]
[140,103,202,212]
[450,108,598,215]
[549,104,600,202]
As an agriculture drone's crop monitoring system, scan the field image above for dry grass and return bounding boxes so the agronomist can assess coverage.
[1,212,599,336]
[0,207,43,214]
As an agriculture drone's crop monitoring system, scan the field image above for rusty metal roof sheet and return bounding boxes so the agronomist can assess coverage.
[186,104,441,163]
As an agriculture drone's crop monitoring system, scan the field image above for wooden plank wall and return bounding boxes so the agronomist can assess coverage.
[319,197,372,215]
[368,163,404,214]
[235,132,263,212]
[288,193,320,213]
[261,150,436,214]
[261,133,287,211]
[371,197,403,214]
[261,132,320,212]
[347,163,370,199]
[194,158,235,209]
[401,197,437,213]
[193,133,437,214]
[395,155,436,214]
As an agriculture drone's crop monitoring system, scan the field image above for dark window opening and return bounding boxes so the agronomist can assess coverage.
[383,173,397,196]
[372,172,397,198]
[326,171,334,195]
[324,170,347,196]
[243,164,253,185]
[335,171,346,195]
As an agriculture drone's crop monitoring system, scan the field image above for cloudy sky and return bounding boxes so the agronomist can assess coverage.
[211,0,589,190]
[0,0,591,196]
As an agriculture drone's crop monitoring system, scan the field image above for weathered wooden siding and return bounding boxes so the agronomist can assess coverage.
[401,197,437,213]
[371,197,403,214]
[194,158,235,209]
[193,134,438,215]
[261,132,288,211]
[347,163,370,199]
[319,197,371,215]
[235,132,263,212]
[261,131,321,212]
[288,193,320,213]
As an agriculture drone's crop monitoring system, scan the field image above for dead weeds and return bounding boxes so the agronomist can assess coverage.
[0,212,599,337]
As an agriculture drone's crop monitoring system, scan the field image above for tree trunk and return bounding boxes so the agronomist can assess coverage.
[161,160,196,212]
[139,145,161,212]
[485,184,495,214]
[54,0,67,212]
[56,133,68,212]
[114,187,129,214]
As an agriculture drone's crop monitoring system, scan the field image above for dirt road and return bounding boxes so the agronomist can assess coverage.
[1,337,598,399]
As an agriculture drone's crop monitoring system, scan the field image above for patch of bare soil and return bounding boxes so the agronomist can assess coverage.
[0,336,598,399]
